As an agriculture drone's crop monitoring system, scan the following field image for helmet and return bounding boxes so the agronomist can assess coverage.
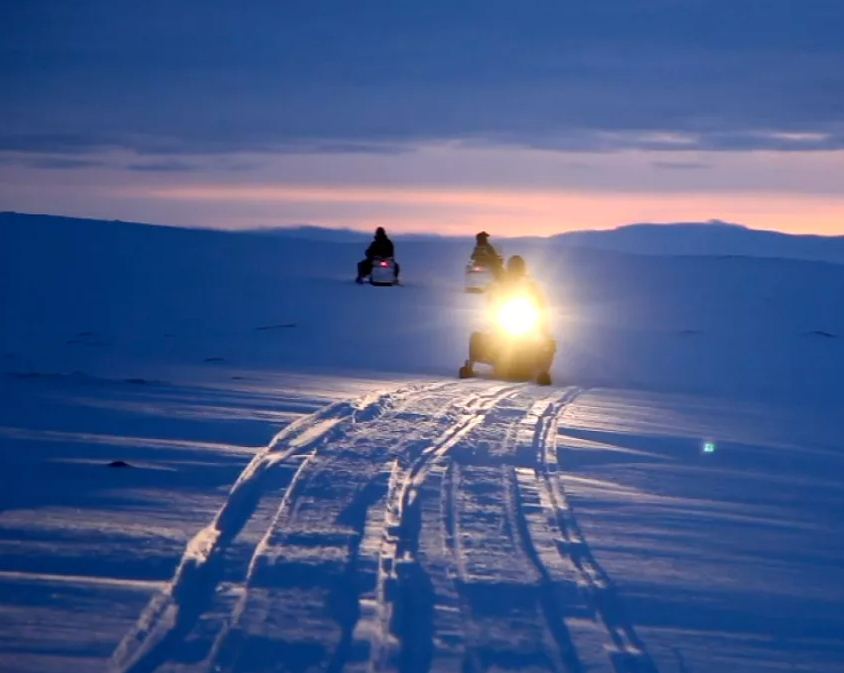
[506,255,526,276]
[475,231,489,244]
[375,226,386,237]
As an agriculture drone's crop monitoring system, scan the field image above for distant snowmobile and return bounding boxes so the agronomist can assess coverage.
[465,231,503,293]
[356,227,401,286]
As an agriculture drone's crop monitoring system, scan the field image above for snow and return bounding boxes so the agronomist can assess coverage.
[1,212,843,672]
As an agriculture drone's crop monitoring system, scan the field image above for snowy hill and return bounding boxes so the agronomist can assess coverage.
[2,212,844,673]
[8,211,844,264]
[3,211,842,399]
[549,219,844,265]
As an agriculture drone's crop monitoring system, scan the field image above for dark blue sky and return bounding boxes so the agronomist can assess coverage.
[2,0,843,154]
[1,1,843,235]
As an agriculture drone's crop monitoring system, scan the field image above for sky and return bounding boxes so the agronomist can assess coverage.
[1,0,843,236]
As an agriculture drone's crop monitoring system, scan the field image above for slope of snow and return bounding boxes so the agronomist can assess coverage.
[1,213,843,673]
[549,220,844,266]
[3,213,842,401]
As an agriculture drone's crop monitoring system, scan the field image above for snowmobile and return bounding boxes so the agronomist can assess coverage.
[464,259,498,293]
[369,257,399,286]
[458,293,555,385]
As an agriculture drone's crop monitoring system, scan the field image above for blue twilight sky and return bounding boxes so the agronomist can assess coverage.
[1,0,843,235]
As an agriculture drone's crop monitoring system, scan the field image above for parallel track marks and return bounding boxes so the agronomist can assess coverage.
[107,380,459,673]
[528,389,660,673]
[368,384,524,672]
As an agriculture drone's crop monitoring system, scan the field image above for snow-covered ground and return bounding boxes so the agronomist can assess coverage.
[1,213,843,673]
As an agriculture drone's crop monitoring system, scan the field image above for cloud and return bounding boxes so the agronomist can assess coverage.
[27,156,107,169]
[0,154,107,169]
[652,161,711,170]
[125,160,198,172]
[1,0,843,156]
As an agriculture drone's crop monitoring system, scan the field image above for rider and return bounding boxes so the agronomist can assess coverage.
[356,227,400,283]
[470,231,504,278]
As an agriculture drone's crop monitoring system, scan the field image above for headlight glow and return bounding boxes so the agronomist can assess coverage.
[496,296,539,335]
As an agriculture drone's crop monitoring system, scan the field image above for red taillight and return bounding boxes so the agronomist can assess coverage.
[380,261,388,267]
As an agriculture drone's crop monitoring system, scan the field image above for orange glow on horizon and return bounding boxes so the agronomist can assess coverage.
[3,143,843,236]
[141,183,844,237]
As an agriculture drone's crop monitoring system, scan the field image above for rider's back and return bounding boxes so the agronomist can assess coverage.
[367,236,394,259]
[471,243,500,264]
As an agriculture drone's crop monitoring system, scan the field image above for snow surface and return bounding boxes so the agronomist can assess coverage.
[1,213,843,673]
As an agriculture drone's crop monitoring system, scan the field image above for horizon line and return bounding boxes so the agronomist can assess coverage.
[7,209,844,241]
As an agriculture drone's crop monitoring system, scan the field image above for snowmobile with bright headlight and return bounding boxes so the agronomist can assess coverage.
[459,255,555,384]
[458,292,555,385]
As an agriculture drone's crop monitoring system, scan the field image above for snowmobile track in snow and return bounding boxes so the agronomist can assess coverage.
[442,390,583,673]
[107,379,458,673]
[203,382,518,673]
[514,389,659,673]
[109,381,657,673]
[365,382,523,672]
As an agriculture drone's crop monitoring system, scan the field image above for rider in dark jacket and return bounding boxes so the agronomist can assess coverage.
[357,227,400,283]
[470,231,504,278]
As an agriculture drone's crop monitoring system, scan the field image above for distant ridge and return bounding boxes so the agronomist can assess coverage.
[3,211,844,265]
[245,224,370,242]
[548,220,844,264]
[245,224,453,242]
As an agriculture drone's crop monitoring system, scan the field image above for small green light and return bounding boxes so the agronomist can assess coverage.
[703,442,716,453]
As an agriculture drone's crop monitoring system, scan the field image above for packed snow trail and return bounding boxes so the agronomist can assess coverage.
[108,380,654,673]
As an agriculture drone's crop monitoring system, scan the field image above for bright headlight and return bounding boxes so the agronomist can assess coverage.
[496,296,539,335]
